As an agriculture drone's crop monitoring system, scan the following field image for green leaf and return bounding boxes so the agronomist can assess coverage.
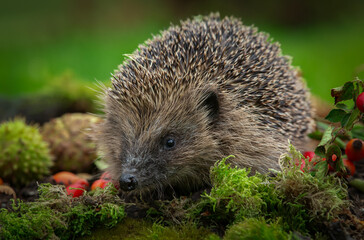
[326,144,341,159]
[317,126,334,147]
[325,109,347,123]
[313,161,329,180]
[345,108,361,129]
[314,146,326,157]
[336,157,345,172]
[336,103,349,110]
[314,126,334,157]
[340,112,351,127]
[331,82,354,104]
[325,144,342,170]
[342,82,355,100]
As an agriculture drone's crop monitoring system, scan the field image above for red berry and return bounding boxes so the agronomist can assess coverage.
[297,158,310,172]
[66,183,86,198]
[299,159,306,171]
[356,92,364,113]
[297,151,316,172]
[345,139,364,162]
[331,154,337,162]
[74,179,89,188]
[303,151,315,162]
[343,159,356,176]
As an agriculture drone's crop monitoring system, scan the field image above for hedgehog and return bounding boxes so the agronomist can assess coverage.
[96,14,315,196]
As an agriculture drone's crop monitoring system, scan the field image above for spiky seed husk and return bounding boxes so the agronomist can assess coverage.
[0,119,52,186]
[41,113,102,173]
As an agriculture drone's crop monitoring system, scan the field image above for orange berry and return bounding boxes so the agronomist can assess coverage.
[343,159,356,176]
[91,179,109,190]
[345,139,364,162]
[53,171,88,187]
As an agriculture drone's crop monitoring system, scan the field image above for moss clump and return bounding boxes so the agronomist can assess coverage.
[0,200,64,240]
[274,144,349,229]
[190,156,279,226]
[144,222,219,240]
[224,218,292,240]
[0,183,125,240]
[82,218,219,240]
[188,145,349,236]
[0,119,52,186]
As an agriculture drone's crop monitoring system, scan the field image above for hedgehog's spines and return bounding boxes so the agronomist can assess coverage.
[99,14,314,194]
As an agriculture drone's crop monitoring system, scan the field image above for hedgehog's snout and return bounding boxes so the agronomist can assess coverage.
[119,174,138,191]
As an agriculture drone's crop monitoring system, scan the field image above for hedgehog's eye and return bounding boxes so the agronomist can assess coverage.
[164,137,176,150]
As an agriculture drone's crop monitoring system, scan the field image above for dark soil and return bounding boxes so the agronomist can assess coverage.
[0,177,54,209]
[334,160,364,240]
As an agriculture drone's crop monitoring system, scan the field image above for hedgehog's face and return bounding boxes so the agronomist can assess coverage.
[100,88,221,195]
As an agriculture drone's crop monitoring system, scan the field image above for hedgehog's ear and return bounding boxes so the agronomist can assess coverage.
[200,91,219,122]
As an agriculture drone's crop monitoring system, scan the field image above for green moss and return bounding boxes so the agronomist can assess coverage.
[146,222,219,240]
[0,183,125,240]
[189,147,349,236]
[0,118,52,186]
[276,144,349,224]
[224,218,292,240]
[82,218,219,240]
[0,201,65,240]
[189,156,280,226]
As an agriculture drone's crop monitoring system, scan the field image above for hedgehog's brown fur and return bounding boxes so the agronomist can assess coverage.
[97,14,315,196]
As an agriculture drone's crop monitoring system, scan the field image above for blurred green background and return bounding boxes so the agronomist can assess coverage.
[1,0,364,103]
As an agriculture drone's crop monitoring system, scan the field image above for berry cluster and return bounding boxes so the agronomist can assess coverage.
[300,137,364,177]
[303,78,364,180]
[53,171,118,198]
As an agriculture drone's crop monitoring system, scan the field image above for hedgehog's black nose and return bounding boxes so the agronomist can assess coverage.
[119,174,138,191]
